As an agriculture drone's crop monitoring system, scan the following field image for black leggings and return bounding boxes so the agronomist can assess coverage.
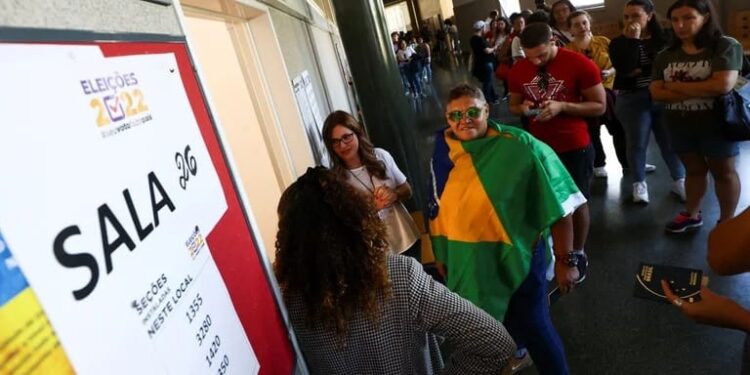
[587,88,628,169]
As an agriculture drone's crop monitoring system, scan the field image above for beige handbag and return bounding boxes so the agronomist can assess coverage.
[378,202,421,254]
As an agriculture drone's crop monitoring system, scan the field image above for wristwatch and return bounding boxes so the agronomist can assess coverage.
[556,252,578,267]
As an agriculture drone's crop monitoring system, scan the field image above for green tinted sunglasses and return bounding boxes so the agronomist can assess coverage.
[448,106,483,122]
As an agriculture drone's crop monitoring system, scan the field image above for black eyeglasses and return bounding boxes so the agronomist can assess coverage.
[331,132,355,147]
[537,67,550,91]
[447,106,483,122]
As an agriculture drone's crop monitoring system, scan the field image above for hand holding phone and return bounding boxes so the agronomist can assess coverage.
[524,108,541,117]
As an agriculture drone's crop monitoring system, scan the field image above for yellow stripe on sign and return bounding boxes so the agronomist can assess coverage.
[430,134,511,244]
[0,288,75,375]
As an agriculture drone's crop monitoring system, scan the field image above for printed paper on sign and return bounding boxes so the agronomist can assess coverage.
[0,231,76,374]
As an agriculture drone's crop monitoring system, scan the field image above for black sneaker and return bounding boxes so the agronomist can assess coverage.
[574,252,588,284]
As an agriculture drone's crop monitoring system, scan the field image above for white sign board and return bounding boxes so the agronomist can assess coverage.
[0,53,259,375]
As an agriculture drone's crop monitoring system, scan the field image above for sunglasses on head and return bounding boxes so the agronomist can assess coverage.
[330,132,355,147]
[448,106,483,122]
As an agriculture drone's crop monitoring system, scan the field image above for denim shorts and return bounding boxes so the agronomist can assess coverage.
[664,113,740,158]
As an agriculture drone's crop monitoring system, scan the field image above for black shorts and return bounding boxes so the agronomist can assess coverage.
[556,144,594,198]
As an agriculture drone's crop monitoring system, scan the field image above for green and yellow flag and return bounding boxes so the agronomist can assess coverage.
[428,120,585,320]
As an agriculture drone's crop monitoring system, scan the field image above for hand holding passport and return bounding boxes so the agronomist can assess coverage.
[633,263,705,304]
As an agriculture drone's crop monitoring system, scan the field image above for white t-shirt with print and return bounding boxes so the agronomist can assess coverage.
[345,148,417,253]
[345,148,407,194]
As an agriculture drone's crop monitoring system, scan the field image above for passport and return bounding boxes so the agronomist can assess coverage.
[633,263,703,303]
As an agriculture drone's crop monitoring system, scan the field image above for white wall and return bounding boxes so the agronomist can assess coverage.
[245,13,317,178]
[418,0,442,18]
[310,26,353,113]
[0,0,181,34]
[440,0,455,19]
[453,0,501,51]
[184,15,283,259]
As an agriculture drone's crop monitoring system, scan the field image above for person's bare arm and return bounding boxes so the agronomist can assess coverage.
[508,92,533,116]
[537,83,605,122]
[394,182,412,201]
[550,213,579,293]
[661,282,750,333]
[707,206,750,275]
[649,79,693,103]
[664,70,738,97]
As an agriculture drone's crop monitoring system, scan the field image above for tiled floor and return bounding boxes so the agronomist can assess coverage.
[414,54,750,374]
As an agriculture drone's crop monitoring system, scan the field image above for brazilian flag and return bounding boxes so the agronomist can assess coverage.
[428,120,585,320]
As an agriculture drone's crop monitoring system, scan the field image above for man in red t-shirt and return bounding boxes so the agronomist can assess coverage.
[508,22,606,279]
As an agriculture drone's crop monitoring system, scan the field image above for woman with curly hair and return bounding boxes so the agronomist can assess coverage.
[274,167,515,374]
[322,110,420,255]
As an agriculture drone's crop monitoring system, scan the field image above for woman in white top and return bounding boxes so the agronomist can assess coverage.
[396,40,422,97]
[509,13,526,62]
[322,110,420,254]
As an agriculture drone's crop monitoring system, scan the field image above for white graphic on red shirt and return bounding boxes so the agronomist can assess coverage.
[522,71,567,105]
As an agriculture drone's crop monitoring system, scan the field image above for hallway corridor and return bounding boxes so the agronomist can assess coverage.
[410,55,750,374]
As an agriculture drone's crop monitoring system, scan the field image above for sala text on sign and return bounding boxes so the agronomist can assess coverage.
[53,171,176,301]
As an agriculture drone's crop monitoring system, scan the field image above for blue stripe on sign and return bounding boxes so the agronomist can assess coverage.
[0,231,29,306]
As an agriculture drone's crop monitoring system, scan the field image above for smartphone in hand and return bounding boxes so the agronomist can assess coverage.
[524,108,541,117]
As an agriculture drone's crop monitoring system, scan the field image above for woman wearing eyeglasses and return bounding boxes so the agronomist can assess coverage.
[322,110,420,255]
[566,11,628,178]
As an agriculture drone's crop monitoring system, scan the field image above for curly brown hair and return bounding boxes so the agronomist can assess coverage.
[322,110,387,180]
[274,167,392,339]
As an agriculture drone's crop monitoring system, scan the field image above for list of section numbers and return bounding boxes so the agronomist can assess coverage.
[186,293,230,374]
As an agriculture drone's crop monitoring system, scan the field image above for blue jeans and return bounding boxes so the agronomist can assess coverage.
[399,65,409,92]
[503,241,569,375]
[614,89,685,182]
[404,62,422,95]
[473,62,497,102]
[422,61,432,81]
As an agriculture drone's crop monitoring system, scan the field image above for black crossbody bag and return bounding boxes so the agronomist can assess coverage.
[715,42,750,141]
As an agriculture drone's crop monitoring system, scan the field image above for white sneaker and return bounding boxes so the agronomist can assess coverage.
[510,351,533,373]
[671,178,686,202]
[593,167,608,178]
[633,181,649,203]
[645,164,656,173]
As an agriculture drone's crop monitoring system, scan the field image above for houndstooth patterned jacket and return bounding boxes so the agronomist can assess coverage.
[285,255,515,374]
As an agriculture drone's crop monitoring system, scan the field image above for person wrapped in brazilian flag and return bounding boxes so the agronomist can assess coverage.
[428,84,587,374]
